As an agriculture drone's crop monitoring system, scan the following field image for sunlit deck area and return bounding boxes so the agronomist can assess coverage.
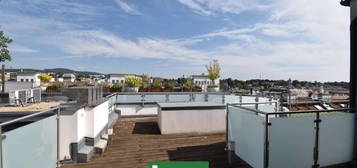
[63,117,249,168]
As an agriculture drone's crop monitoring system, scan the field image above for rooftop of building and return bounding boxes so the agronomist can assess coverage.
[17,71,40,76]
[0,101,63,112]
[108,73,136,77]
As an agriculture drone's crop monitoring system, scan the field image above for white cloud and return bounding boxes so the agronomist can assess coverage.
[177,0,268,15]
[114,0,142,15]
[10,45,39,53]
[50,30,212,64]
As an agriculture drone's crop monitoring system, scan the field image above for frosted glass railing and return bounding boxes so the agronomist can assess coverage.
[194,94,206,102]
[207,94,224,104]
[2,115,57,168]
[228,104,354,168]
[169,94,190,102]
[145,94,166,103]
[116,94,142,103]
[269,116,315,168]
[228,106,265,168]
[319,113,354,166]
[111,93,277,105]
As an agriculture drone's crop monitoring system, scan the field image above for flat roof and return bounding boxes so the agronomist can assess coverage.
[0,101,63,112]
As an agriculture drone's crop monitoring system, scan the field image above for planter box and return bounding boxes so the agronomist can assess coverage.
[149,88,162,92]
[162,88,173,92]
[110,88,122,92]
[139,88,148,92]
[183,88,192,92]
[46,89,61,93]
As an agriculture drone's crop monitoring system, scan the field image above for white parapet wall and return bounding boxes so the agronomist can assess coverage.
[59,100,110,160]
[59,108,87,160]
[158,102,226,134]
[116,104,158,116]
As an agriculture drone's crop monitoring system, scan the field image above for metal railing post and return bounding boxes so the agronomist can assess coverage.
[222,94,225,104]
[255,96,259,110]
[57,107,61,167]
[264,113,270,168]
[313,112,321,168]
[0,126,3,168]
[141,93,145,106]
[165,94,169,103]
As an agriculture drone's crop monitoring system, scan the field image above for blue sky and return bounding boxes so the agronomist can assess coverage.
[0,0,351,81]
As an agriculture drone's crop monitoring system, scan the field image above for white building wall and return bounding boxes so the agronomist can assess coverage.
[16,74,41,87]
[109,76,125,84]
[93,101,109,137]
[116,104,158,116]
[159,108,226,134]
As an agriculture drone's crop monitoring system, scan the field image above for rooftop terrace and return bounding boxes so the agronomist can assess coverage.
[63,117,354,168]
[63,117,249,168]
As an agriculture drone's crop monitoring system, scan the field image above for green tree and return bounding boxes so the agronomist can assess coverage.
[0,30,12,62]
[205,59,221,86]
[38,73,53,83]
[0,29,12,92]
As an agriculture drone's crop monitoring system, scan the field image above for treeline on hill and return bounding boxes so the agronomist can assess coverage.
[220,78,349,90]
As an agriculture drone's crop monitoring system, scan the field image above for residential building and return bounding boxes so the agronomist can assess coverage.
[108,73,135,85]
[191,73,219,92]
[16,72,41,87]
[63,73,76,82]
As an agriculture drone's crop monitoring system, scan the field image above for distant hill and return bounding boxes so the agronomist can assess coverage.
[6,68,103,75]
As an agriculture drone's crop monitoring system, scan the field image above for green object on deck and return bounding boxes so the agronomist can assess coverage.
[148,161,209,168]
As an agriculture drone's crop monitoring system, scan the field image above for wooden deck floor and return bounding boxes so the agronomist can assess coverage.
[63,117,249,168]
[63,117,354,168]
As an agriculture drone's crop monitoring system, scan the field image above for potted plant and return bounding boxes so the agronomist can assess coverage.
[99,83,111,92]
[183,79,193,92]
[111,83,123,92]
[139,83,149,92]
[124,76,142,92]
[149,81,162,92]
[163,80,175,92]
[206,59,221,92]
[46,83,62,92]
[192,85,202,92]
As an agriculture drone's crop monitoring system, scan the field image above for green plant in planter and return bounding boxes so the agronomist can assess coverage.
[97,83,110,88]
[183,79,193,89]
[193,85,202,90]
[164,80,175,89]
[125,76,142,88]
[206,59,221,88]
[111,83,123,89]
[151,81,163,89]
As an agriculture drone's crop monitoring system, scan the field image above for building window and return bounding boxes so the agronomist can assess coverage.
[31,79,34,82]
[112,80,115,83]
[20,79,24,82]
[25,79,29,82]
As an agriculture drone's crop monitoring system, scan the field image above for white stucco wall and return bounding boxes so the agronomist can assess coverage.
[59,108,86,160]
[116,104,158,116]
[93,101,109,137]
[158,108,226,134]
[16,74,41,87]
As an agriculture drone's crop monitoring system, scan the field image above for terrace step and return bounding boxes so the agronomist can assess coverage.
[77,145,94,163]
[102,133,109,140]
[95,139,108,154]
